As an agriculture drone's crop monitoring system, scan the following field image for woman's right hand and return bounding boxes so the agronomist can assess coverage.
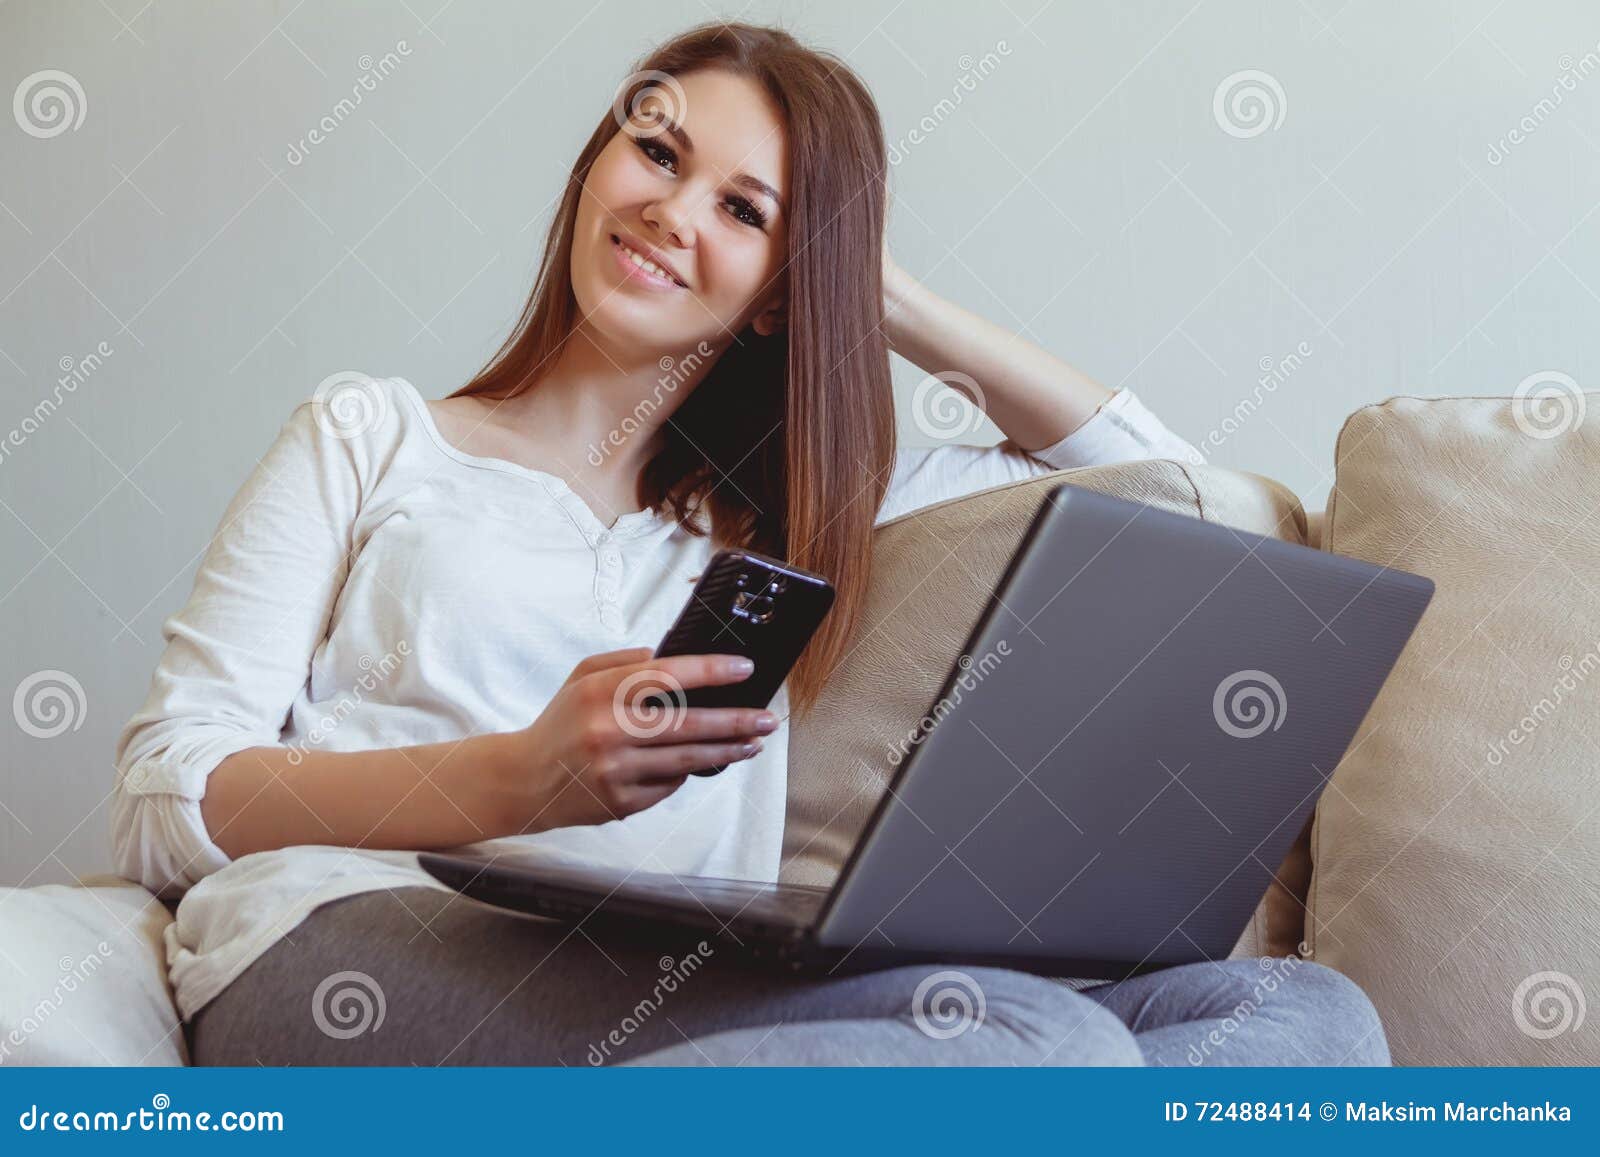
[497,646,778,834]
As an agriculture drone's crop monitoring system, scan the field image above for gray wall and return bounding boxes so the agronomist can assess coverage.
[3,0,1597,885]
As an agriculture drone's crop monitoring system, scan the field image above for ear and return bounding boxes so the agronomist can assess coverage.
[751,297,787,337]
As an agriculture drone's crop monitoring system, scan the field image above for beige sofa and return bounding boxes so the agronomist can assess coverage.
[4,393,1595,1066]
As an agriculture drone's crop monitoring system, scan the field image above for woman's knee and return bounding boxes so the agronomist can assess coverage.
[950,968,1143,1066]
[1196,958,1388,1065]
[1274,960,1389,1065]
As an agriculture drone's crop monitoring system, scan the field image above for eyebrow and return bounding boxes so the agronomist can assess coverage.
[650,111,786,217]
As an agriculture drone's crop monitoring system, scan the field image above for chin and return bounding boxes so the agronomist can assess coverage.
[573,289,691,364]
[573,261,718,358]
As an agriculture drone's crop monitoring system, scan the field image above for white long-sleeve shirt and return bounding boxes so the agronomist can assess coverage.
[111,375,1200,1020]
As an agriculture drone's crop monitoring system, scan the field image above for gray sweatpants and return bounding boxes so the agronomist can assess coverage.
[188,887,1388,1067]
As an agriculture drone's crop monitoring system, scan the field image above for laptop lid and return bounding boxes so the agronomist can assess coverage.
[813,483,1433,970]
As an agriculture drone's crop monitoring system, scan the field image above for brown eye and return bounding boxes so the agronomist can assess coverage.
[726,196,767,229]
[633,135,676,174]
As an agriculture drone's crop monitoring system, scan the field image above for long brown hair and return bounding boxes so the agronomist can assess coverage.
[450,22,895,718]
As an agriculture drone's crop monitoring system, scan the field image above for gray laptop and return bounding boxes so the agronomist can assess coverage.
[421,483,1434,980]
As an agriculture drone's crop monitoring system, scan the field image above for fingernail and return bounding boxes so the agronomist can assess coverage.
[755,713,778,732]
[741,741,761,756]
[728,657,755,675]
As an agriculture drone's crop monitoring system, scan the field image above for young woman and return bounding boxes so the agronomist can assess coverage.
[113,22,1387,1066]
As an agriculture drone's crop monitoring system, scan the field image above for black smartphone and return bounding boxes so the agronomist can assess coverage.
[650,548,836,775]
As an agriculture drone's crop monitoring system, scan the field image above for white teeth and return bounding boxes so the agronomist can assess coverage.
[617,239,677,284]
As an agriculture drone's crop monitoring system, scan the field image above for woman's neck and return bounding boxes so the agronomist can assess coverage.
[508,322,718,480]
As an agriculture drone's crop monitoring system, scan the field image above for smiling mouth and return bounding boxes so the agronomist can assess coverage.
[610,233,687,288]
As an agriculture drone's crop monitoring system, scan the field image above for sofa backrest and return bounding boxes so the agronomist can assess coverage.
[1308,392,1600,1065]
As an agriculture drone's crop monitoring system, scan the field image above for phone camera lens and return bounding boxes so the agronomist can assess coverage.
[732,591,777,624]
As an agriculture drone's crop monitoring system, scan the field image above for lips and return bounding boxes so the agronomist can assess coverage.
[609,232,688,288]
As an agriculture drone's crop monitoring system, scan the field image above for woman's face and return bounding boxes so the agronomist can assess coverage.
[572,68,791,356]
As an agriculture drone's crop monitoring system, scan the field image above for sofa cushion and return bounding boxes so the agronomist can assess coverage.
[1310,393,1600,1065]
[783,459,1311,961]
[0,876,186,1065]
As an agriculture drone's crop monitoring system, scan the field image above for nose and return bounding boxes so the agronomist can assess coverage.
[642,186,698,251]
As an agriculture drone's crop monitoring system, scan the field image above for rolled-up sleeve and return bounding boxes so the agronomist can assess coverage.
[111,397,363,898]
[1020,388,1202,470]
[876,388,1202,526]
